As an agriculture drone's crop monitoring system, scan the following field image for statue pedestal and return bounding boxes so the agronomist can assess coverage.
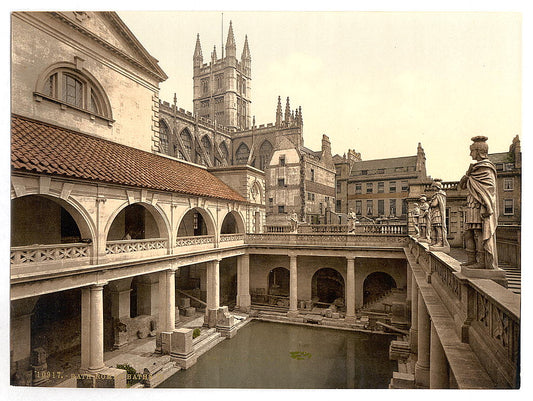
[429,244,450,254]
[460,267,508,288]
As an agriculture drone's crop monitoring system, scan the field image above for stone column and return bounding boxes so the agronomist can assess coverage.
[430,321,449,389]
[345,256,356,323]
[406,266,412,316]
[409,276,419,354]
[205,259,221,328]
[236,254,251,311]
[157,267,177,332]
[80,288,91,371]
[415,293,430,388]
[288,253,298,317]
[207,259,220,310]
[88,284,106,372]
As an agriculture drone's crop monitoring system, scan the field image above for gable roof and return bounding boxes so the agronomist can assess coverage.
[49,11,168,82]
[11,115,245,202]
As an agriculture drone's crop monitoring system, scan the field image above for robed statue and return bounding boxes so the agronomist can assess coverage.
[459,136,498,269]
[418,195,431,243]
[429,179,450,252]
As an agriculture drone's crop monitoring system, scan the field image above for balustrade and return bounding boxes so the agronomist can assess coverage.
[220,233,245,242]
[175,235,215,247]
[11,243,91,265]
[106,238,168,254]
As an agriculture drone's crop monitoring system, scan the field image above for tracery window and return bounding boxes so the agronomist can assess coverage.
[180,129,193,155]
[235,142,250,165]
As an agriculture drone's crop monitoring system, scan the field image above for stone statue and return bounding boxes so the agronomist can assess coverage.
[418,195,431,243]
[429,179,450,252]
[347,209,357,233]
[411,203,420,236]
[289,212,299,232]
[459,136,498,269]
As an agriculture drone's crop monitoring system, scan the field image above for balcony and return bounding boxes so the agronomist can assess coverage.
[105,238,168,262]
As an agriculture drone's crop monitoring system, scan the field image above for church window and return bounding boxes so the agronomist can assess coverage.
[159,120,170,155]
[201,78,209,94]
[235,142,250,165]
[259,140,273,171]
[219,141,229,162]
[180,129,193,155]
[201,135,212,159]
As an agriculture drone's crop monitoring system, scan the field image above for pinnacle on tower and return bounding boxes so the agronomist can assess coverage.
[212,45,218,61]
[225,20,236,58]
[241,34,251,60]
[276,96,282,126]
[298,106,303,125]
[193,33,203,67]
[285,97,291,125]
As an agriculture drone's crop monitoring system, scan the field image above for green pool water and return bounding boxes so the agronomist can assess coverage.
[158,320,397,389]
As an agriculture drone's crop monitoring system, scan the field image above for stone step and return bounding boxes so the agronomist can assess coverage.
[194,332,224,358]
[144,361,180,388]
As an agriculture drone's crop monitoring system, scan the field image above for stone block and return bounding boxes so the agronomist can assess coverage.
[204,309,218,328]
[216,306,236,338]
[95,367,127,388]
[184,306,196,317]
[179,297,191,309]
[332,312,340,319]
[171,329,193,355]
[159,331,173,355]
[390,372,415,389]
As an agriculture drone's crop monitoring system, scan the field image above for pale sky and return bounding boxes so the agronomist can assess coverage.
[118,11,521,181]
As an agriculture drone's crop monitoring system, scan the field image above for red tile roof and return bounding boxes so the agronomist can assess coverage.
[11,115,246,202]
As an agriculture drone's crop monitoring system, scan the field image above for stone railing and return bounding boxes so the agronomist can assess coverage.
[423,181,460,191]
[407,237,520,388]
[298,224,348,233]
[220,233,245,242]
[175,235,215,247]
[264,225,293,233]
[106,238,168,255]
[11,243,91,265]
[246,232,408,248]
[354,224,407,235]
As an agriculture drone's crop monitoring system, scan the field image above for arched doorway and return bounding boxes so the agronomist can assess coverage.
[268,267,290,297]
[311,268,345,305]
[363,272,397,305]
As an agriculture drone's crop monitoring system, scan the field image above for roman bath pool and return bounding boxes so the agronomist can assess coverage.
[159,320,396,389]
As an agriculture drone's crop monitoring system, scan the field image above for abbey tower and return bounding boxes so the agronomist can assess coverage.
[193,21,251,130]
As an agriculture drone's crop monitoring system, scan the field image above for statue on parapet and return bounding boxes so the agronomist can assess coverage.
[411,203,420,237]
[347,209,357,233]
[429,179,450,253]
[459,136,498,269]
[289,212,299,232]
[418,195,431,243]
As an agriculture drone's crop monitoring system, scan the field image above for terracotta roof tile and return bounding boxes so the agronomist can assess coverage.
[11,115,246,202]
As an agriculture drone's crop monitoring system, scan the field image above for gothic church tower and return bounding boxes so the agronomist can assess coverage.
[193,21,251,130]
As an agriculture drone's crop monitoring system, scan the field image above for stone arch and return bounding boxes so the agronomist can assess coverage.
[105,201,170,242]
[258,139,273,171]
[220,210,246,234]
[267,267,290,298]
[311,267,346,305]
[250,179,264,204]
[235,142,250,165]
[362,271,397,305]
[11,193,95,246]
[176,207,216,237]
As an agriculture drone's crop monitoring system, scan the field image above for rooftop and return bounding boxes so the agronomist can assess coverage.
[11,115,246,202]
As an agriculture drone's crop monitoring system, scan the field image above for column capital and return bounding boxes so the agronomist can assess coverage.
[90,282,107,290]
[345,255,357,261]
[287,251,298,259]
